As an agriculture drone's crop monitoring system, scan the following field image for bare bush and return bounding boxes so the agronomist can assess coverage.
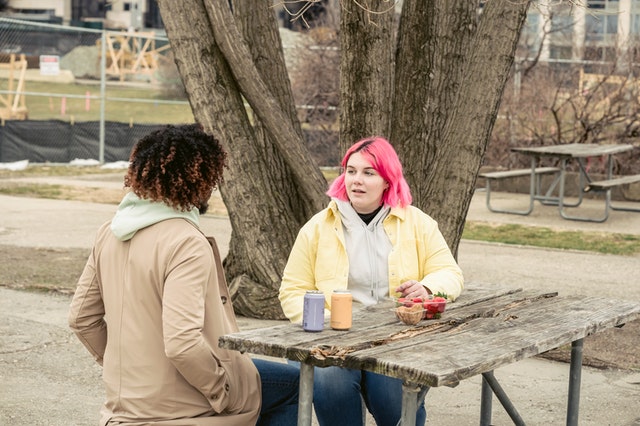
[288,26,339,166]
[156,51,187,99]
[488,62,640,175]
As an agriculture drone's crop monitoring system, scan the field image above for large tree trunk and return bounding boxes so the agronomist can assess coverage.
[157,0,327,319]
[339,0,394,152]
[391,0,531,255]
[158,0,533,318]
[438,0,530,255]
[391,1,475,253]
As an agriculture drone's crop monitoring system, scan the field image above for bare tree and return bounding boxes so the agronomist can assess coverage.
[288,27,340,166]
[484,0,640,177]
[490,60,640,176]
[155,0,531,318]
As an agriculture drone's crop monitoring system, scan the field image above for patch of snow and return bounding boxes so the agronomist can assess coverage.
[69,158,101,166]
[101,161,130,170]
[0,160,29,171]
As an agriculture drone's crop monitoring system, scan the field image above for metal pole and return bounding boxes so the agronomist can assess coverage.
[558,158,567,214]
[566,339,584,426]
[480,371,493,426]
[481,371,526,426]
[99,29,107,164]
[297,363,314,426]
[605,154,614,214]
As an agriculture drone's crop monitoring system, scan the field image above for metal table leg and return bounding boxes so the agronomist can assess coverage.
[566,339,584,426]
[481,371,525,426]
[297,363,314,426]
[484,165,537,215]
[559,157,612,222]
[480,371,493,426]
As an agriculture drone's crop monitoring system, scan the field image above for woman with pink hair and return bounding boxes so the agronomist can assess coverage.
[279,136,464,426]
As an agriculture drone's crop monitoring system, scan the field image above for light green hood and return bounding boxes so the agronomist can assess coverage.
[110,192,200,241]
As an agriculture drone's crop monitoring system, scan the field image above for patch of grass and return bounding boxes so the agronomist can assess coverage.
[2,166,640,256]
[0,245,89,293]
[0,181,126,204]
[0,164,120,178]
[462,222,640,256]
[21,80,194,124]
[0,183,65,198]
[320,166,339,182]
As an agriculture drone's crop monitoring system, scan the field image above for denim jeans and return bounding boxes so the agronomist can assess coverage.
[252,358,299,426]
[312,365,427,426]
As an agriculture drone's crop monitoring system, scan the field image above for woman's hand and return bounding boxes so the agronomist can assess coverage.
[395,280,430,299]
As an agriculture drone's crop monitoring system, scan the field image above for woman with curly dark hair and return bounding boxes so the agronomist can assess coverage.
[69,124,298,426]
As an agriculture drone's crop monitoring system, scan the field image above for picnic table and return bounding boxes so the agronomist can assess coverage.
[219,284,640,426]
[482,143,639,222]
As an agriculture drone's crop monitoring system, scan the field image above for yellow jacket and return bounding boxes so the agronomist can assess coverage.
[279,200,464,323]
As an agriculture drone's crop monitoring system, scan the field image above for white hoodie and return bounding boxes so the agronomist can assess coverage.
[335,199,392,306]
[110,192,200,241]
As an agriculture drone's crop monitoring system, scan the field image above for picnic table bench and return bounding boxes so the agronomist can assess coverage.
[479,167,561,215]
[480,144,639,222]
[585,174,640,214]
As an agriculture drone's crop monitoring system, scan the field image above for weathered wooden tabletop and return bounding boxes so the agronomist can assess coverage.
[511,143,634,159]
[220,284,640,389]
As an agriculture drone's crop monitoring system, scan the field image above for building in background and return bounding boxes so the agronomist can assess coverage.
[1,0,162,29]
[3,0,640,67]
[0,0,65,23]
[522,0,640,68]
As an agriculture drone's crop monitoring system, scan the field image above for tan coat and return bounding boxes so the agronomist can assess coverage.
[69,218,260,425]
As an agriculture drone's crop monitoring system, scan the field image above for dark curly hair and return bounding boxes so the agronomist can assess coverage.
[124,124,227,213]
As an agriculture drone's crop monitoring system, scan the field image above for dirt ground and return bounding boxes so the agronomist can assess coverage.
[2,177,640,425]
[1,183,639,373]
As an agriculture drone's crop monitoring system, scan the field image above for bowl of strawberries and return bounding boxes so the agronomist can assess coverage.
[395,294,448,321]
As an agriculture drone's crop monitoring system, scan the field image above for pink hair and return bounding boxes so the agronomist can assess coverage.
[326,136,412,208]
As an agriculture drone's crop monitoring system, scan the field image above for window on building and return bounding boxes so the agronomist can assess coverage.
[585,13,617,42]
[550,13,574,46]
[584,45,618,62]
[588,0,619,9]
[520,11,542,58]
[550,46,573,60]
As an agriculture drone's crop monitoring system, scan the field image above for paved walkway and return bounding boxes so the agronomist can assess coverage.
[1,178,639,425]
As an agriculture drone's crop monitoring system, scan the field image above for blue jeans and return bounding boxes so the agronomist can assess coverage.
[312,365,427,426]
[252,358,299,426]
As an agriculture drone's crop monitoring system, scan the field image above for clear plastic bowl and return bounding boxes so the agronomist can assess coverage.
[395,296,447,320]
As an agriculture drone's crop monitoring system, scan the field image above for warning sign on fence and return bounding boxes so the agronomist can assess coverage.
[39,55,60,76]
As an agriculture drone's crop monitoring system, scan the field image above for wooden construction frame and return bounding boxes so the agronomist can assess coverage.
[0,53,28,120]
[100,31,170,82]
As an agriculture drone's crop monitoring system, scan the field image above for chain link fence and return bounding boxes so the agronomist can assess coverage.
[0,17,191,164]
[0,17,339,166]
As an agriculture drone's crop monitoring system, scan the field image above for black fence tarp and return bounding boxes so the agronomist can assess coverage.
[0,120,166,163]
[0,120,340,166]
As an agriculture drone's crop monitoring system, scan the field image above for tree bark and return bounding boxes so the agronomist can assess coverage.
[158,0,533,318]
[391,0,531,255]
[157,0,327,318]
[339,0,395,153]
[437,0,531,254]
[203,0,328,203]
